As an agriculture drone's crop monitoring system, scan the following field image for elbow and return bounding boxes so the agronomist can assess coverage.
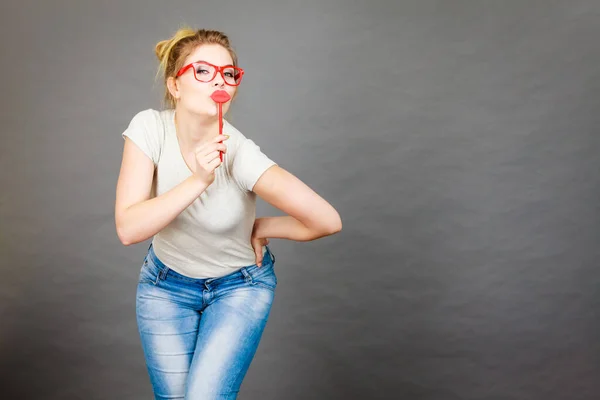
[115,210,142,246]
[116,222,137,246]
[318,211,342,237]
[116,227,133,246]
[120,238,134,247]
[329,213,343,234]
[329,216,342,235]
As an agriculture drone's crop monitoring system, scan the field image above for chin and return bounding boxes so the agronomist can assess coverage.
[205,103,231,117]
[185,104,217,118]
[184,100,230,118]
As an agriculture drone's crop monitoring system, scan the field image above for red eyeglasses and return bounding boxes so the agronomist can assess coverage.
[176,60,244,86]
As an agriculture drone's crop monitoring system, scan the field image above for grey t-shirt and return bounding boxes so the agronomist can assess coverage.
[122,108,277,278]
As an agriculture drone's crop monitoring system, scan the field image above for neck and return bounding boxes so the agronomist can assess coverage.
[174,107,220,152]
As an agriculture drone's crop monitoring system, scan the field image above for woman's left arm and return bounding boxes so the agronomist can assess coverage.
[252,165,342,243]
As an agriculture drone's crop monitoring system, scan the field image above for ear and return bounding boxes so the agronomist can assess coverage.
[166,76,180,101]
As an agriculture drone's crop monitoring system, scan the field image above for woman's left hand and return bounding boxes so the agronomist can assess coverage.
[251,219,269,267]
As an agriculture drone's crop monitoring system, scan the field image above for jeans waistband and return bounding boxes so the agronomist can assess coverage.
[146,242,275,279]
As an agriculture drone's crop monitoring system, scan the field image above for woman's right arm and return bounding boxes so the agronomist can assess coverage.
[114,138,210,246]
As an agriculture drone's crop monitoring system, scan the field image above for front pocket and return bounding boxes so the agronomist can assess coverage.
[250,265,278,290]
[138,259,159,286]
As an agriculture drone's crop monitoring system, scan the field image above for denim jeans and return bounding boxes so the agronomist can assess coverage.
[136,243,278,399]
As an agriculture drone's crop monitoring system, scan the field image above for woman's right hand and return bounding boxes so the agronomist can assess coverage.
[193,134,229,185]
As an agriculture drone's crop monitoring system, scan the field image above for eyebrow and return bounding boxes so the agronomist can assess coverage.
[192,60,235,67]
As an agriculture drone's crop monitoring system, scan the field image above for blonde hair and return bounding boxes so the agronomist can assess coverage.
[154,27,239,108]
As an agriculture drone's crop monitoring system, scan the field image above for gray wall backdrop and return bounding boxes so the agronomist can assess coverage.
[1,1,599,399]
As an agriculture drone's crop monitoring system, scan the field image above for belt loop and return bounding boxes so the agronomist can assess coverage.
[240,267,252,283]
[159,265,169,281]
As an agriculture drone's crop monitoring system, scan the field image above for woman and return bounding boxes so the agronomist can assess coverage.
[114,27,342,399]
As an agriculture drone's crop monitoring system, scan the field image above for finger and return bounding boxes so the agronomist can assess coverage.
[203,151,221,163]
[203,134,229,146]
[195,138,228,156]
[200,156,220,173]
[201,144,226,159]
[253,242,263,267]
[207,156,222,170]
[214,134,230,144]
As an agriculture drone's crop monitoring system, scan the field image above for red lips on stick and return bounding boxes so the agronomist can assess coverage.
[210,90,231,162]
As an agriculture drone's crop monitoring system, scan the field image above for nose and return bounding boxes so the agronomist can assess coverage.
[213,73,225,87]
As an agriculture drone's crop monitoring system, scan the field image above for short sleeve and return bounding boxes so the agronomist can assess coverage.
[231,138,277,192]
[121,109,163,165]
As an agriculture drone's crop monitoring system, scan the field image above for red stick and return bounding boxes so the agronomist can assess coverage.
[218,102,223,162]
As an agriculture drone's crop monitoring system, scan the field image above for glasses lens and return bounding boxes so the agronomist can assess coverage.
[223,66,243,85]
[193,62,216,82]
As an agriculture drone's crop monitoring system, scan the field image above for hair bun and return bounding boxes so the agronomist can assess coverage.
[155,39,170,61]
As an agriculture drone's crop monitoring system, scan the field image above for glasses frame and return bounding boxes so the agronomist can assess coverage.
[176,60,244,86]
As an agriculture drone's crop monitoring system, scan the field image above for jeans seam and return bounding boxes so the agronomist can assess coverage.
[162,274,199,283]
[253,282,277,291]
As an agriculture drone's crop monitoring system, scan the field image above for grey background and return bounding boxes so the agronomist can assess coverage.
[1,0,599,399]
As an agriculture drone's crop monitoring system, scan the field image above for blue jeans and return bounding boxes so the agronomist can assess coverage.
[136,244,278,399]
